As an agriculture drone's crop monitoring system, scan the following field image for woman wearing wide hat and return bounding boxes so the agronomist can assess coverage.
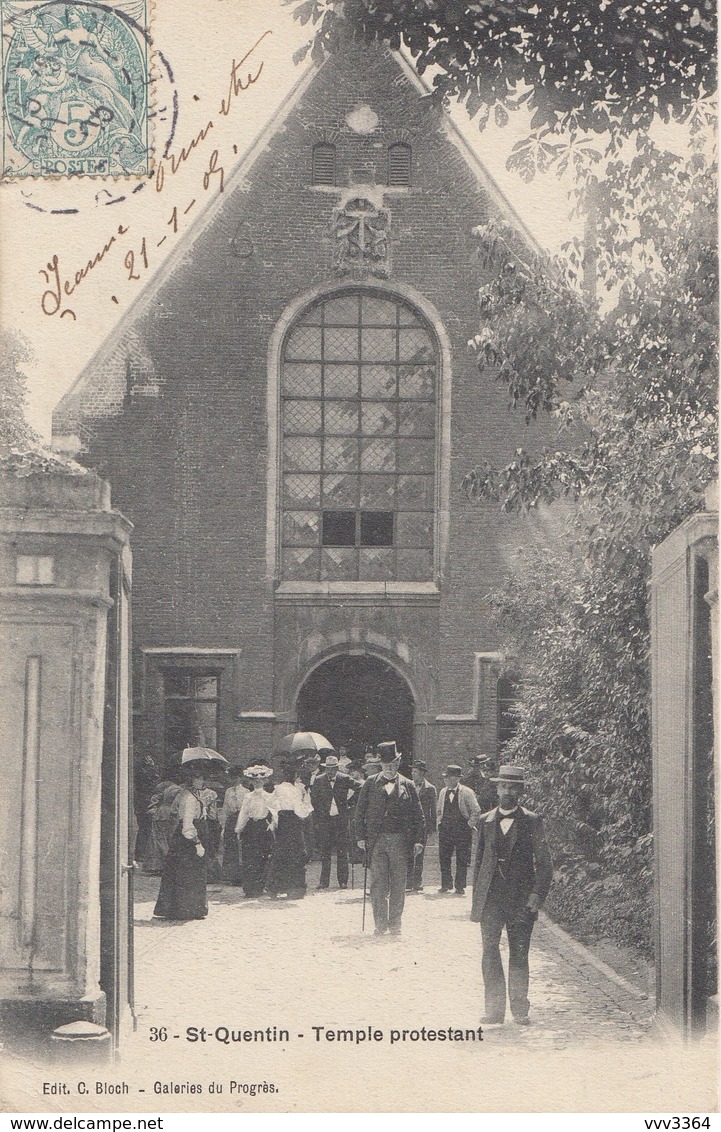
[153,761,211,921]
[143,772,182,876]
[235,764,276,897]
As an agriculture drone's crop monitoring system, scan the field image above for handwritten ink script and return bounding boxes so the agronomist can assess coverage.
[40,224,129,320]
[38,31,271,320]
[155,32,271,194]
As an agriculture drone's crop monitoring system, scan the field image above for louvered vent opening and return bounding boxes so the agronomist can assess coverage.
[312,143,336,185]
[388,143,411,187]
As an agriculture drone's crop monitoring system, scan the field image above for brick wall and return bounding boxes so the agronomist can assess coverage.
[54,43,558,775]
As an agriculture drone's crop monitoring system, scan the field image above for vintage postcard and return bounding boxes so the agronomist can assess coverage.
[0,0,717,1116]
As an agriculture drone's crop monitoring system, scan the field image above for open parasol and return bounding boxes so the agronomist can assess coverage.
[274,731,334,757]
[180,746,230,765]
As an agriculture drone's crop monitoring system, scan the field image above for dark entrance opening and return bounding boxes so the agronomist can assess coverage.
[297,654,415,770]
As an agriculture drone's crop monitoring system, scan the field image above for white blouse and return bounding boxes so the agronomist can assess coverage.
[270,780,313,820]
[177,789,204,841]
[235,789,273,834]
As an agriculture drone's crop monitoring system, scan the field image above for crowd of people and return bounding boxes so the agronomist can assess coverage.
[138,743,553,1027]
[137,748,498,909]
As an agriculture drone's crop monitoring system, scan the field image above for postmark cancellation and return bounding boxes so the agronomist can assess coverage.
[1,0,151,179]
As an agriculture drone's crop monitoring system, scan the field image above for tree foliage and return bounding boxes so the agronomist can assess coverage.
[0,330,39,454]
[287,0,718,952]
[464,136,717,954]
[289,0,716,178]
[464,136,717,529]
[0,331,79,476]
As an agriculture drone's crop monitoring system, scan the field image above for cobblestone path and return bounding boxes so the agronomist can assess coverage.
[117,863,714,1111]
[2,861,715,1112]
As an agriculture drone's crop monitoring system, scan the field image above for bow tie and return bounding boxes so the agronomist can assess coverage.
[498,808,518,818]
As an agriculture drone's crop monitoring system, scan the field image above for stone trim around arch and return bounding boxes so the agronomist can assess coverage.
[285,643,435,765]
[281,640,428,724]
[265,279,453,595]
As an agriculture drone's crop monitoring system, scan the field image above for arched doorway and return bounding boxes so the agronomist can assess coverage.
[296,654,415,769]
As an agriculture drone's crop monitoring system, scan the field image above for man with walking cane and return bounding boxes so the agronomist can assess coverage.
[354,742,424,937]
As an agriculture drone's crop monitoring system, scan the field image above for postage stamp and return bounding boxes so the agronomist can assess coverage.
[1,0,150,179]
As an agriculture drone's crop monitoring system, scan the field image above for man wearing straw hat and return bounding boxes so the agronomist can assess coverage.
[461,754,498,813]
[354,741,424,937]
[437,763,482,895]
[470,765,553,1026]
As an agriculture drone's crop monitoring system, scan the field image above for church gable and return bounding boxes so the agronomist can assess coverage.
[45,39,560,776]
[52,42,534,444]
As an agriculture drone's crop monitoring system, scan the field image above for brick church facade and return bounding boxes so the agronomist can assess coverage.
[53,42,553,780]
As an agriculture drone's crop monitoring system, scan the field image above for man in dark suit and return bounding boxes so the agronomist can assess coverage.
[461,754,498,812]
[406,759,437,892]
[354,741,425,936]
[311,754,358,889]
[437,764,482,894]
[470,764,553,1026]
[299,752,323,862]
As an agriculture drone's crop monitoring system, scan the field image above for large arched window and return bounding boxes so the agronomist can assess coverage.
[281,290,437,583]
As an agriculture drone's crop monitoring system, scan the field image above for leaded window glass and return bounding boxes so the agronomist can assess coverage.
[498,675,521,747]
[281,291,437,582]
[163,670,219,759]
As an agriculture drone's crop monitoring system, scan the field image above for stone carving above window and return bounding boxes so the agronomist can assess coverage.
[332,197,390,277]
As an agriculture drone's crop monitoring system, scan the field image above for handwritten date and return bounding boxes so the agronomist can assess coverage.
[37,32,270,320]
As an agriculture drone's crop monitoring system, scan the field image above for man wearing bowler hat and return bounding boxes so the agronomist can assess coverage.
[437,765,482,894]
[354,741,424,936]
[311,753,358,889]
[471,765,553,1025]
[362,752,381,776]
[462,755,498,813]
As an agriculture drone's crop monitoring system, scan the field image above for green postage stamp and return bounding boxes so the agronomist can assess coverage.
[1,0,150,178]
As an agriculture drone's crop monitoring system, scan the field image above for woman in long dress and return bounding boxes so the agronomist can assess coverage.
[235,765,275,897]
[143,777,182,875]
[220,766,247,884]
[153,763,210,920]
[265,761,313,899]
[199,779,222,883]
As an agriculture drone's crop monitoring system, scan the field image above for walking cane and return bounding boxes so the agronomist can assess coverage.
[361,851,368,932]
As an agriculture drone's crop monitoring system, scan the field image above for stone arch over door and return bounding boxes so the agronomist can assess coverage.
[296,651,417,770]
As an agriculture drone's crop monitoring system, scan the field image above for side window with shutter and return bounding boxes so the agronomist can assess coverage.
[312,143,336,186]
[388,143,411,187]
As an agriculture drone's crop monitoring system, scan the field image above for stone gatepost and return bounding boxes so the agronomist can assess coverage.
[0,464,131,1044]
[651,484,718,1038]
